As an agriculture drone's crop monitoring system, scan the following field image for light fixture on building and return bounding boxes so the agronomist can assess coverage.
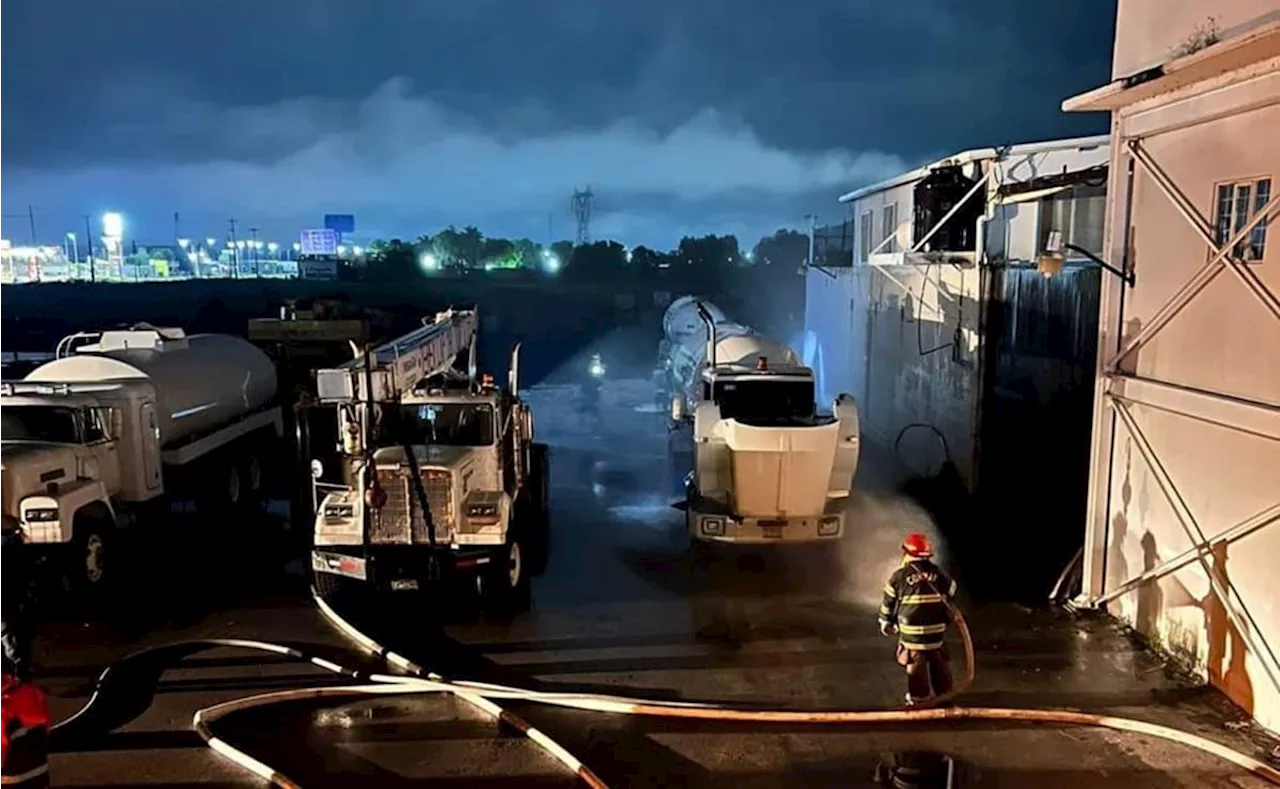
[1038,230,1135,287]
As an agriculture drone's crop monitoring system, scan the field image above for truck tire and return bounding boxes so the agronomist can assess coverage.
[480,537,530,616]
[524,443,551,577]
[221,462,245,511]
[69,510,114,601]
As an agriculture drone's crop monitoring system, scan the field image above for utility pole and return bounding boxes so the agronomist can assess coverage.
[571,187,593,246]
[83,215,96,283]
[806,214,817,268]
[228,218,239,279]
[249,227,260,277]
[27,206,37,245]
[173,211,181,244]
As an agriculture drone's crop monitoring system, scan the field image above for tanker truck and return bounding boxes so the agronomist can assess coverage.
[661,296,860,546]
[0,325,284,596]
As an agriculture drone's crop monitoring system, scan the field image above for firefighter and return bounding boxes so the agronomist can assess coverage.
[2,522,50,787]
[878,532,957,706]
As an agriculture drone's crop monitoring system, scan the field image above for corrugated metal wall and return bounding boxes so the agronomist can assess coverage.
[978,264,1101,596]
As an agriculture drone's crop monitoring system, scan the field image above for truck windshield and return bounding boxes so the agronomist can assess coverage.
[380,403,495,447]
[0,405,82,443]
[712,379,816,426]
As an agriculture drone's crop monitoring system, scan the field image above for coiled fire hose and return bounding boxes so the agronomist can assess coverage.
[48,590,1280,788]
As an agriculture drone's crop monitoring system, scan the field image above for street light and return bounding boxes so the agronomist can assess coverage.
[419,252,439,272]
[267,241,279,254]
[205,237,217,248]
[352,246,363,257]
[178,238,190,249]
[542,252,561,274]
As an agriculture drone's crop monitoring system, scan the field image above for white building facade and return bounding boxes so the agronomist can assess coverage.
[1066,1,1280,731]
[805,136,1110,487]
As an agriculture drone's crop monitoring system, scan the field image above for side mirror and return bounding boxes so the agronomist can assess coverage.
[671,396,687,422]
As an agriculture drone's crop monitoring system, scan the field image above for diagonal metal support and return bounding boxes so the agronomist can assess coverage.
[1093,500,1280,607]
[1108,143,1280,371]
[1129,140,1280,320]
[1111,400,1280,697]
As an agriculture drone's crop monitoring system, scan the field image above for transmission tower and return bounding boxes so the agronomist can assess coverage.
[571,187,594,246]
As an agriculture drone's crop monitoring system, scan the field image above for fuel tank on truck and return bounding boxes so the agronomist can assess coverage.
[660,297,799,400]
[25,327,278,447]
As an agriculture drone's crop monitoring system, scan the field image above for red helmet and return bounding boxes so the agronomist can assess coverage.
[902,532,933,558]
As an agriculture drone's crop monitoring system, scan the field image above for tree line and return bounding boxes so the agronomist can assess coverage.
[360,226,813,290]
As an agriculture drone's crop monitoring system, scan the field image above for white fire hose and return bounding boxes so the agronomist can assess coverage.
[51,589,1280,788]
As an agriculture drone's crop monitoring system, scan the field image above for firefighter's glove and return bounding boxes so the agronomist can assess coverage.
[878,620,896,637]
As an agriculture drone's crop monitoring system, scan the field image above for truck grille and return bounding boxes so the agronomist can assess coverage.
[372,468,453,544]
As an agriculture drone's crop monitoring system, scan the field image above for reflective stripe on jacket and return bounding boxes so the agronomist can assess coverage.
[878,558,957,650]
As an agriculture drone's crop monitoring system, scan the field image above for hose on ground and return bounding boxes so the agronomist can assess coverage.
[49,591,1280,788]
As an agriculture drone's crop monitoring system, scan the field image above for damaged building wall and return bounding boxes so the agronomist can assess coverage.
[810,139,1109,495]
[1073,2,1280,731]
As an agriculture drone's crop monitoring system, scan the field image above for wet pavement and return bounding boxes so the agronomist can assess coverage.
[30,373,1280,787]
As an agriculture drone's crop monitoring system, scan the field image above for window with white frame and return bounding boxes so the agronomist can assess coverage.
[881,203,898,254]
[1213,177,1271,262]
[859,211,873,262]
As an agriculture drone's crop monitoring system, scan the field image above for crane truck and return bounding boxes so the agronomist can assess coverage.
[0,325,284,595]
[308,308,549,609]
[660,296,861,547]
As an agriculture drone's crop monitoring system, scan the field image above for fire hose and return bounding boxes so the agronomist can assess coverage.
[46,591,1280,788]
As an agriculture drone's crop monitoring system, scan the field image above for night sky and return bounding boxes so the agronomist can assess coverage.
[1,0,1116,247]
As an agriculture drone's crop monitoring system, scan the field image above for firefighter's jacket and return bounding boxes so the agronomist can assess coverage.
[878,557,957,651]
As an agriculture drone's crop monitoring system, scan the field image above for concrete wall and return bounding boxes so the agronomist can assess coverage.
[1081,1,1280,730]
[1112,0,1280,77]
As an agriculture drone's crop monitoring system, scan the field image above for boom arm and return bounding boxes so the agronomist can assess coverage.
[315,308,479,403]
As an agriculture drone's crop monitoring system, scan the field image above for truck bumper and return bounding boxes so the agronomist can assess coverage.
[687,510,843,544]
[312,546,497,591]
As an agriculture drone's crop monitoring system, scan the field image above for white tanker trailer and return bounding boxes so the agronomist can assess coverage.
[660,297,861,546]
[1,325,284,595]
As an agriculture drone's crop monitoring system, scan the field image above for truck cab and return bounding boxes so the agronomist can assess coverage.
[310,310,548,608]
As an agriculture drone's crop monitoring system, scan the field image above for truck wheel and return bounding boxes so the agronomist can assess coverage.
[481,538,530,616]
[70,513,114,600]
[223,463,245,509]
[524,444,551,577]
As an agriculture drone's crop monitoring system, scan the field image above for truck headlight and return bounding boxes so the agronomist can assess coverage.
[23,508,59,523]
[818,516,841,536]
[700,517,725,536]
[467,502,499,519]
[323,503,354,519]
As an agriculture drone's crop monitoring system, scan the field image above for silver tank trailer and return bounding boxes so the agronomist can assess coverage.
[26,329,278,447]
[660,296,799,401]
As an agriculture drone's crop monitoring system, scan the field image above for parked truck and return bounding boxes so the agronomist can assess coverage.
[309,308,549,609]
[0,325,284,595]
[660,296,861,546]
